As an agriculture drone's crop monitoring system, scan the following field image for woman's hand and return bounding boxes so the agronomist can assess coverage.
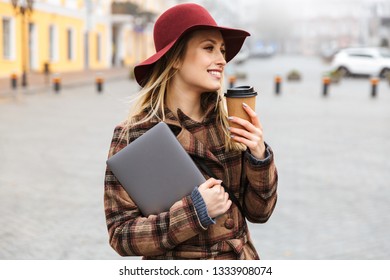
[228,103,266,159]
[198,178,231,218]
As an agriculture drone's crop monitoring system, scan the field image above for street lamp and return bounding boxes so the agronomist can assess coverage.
[11,0,34,87]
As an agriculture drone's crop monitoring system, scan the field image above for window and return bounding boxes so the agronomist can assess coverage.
[96,33,101,62]
[348,53,374,59]
[67,28,75,60]
[2,18,12,59]
[49,25,58,62]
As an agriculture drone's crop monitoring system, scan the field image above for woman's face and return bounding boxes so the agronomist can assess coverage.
[173,29,226,94]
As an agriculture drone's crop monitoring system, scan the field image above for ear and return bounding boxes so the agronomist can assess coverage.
[172,58,181,70]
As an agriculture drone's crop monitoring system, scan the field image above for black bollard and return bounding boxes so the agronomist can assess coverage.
[11,73,17,89]
[371,78,379,98]
[229,75,236,88]
[96,77,103,93]
[322,76,330,97]
[53,76,61,93]
[275,75,282,95]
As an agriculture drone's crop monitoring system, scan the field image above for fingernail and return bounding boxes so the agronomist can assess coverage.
[242,102,248,108]
[230,134,235,138]
[227,127,231,131]
[228,116,234,120]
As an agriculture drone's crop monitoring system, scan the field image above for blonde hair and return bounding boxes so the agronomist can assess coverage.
[120,31,245,152]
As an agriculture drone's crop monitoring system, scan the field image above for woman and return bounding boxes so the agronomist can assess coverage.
[104,3,278,260]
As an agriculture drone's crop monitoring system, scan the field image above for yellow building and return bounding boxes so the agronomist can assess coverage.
[1,0,178,80]
[111,0,177,67]
[0,0,111,78]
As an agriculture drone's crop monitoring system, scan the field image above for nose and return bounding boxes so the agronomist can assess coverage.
[216,51,227,66]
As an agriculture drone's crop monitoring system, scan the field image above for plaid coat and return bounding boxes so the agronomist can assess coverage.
[104,103,278,260]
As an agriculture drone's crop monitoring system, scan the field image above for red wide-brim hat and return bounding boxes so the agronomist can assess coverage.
[134,3,250,86]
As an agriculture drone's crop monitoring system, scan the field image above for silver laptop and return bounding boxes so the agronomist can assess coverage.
[106,122,206,216]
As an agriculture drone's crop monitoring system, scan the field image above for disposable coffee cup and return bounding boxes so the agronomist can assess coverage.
[224,86,258,129]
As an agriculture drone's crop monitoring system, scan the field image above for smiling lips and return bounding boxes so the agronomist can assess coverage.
[208,70,222,78]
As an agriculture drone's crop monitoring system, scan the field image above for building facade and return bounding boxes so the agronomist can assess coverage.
[1,0,178,79]
[110,0,176,68]
[1,0,110,78]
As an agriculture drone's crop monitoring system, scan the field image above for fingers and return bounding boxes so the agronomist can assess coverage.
[228,116,261,133]
[242,102,262,129]
[229,127,266,158]
[228,102,262,131]
[229,126,261,143]
[217,191,231,216]
[197,179,232,218]
[224,199,233,212]
[198,178,222,191]
[228,105,266,159]
[230,133,259,150]
[228,120,263,148]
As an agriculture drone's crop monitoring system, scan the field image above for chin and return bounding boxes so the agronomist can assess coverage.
[204,83,221,92]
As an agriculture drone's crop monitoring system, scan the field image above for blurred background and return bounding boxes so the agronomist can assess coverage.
[1,0,390,78]
[0,0,389,260]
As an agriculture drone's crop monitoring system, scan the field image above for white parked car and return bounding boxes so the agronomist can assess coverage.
[331,47,390,77]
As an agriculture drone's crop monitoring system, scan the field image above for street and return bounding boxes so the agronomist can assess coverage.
[1,55,389,259]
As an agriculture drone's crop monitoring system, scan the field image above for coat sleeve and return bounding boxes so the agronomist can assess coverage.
[242,143,278,223]
[104,124,206,256]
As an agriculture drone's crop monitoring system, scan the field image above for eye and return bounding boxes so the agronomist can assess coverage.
[203,44,226,57]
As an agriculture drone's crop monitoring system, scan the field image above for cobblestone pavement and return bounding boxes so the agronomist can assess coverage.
[1,56,389,259]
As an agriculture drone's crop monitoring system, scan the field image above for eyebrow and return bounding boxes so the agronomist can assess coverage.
[200,38,225,47]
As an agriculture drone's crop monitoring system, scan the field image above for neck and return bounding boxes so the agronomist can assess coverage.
[166,85,204,122]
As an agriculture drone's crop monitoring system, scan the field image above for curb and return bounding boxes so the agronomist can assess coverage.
[0,74,131,101]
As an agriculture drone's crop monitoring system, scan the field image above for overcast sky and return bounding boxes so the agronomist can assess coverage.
[180,0,390,41]
[186,0,390,21]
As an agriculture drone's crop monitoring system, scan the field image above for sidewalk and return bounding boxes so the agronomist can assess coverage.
[0,67,130,101]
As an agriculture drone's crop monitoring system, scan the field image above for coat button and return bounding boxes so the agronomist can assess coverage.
[224,218,234,229]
